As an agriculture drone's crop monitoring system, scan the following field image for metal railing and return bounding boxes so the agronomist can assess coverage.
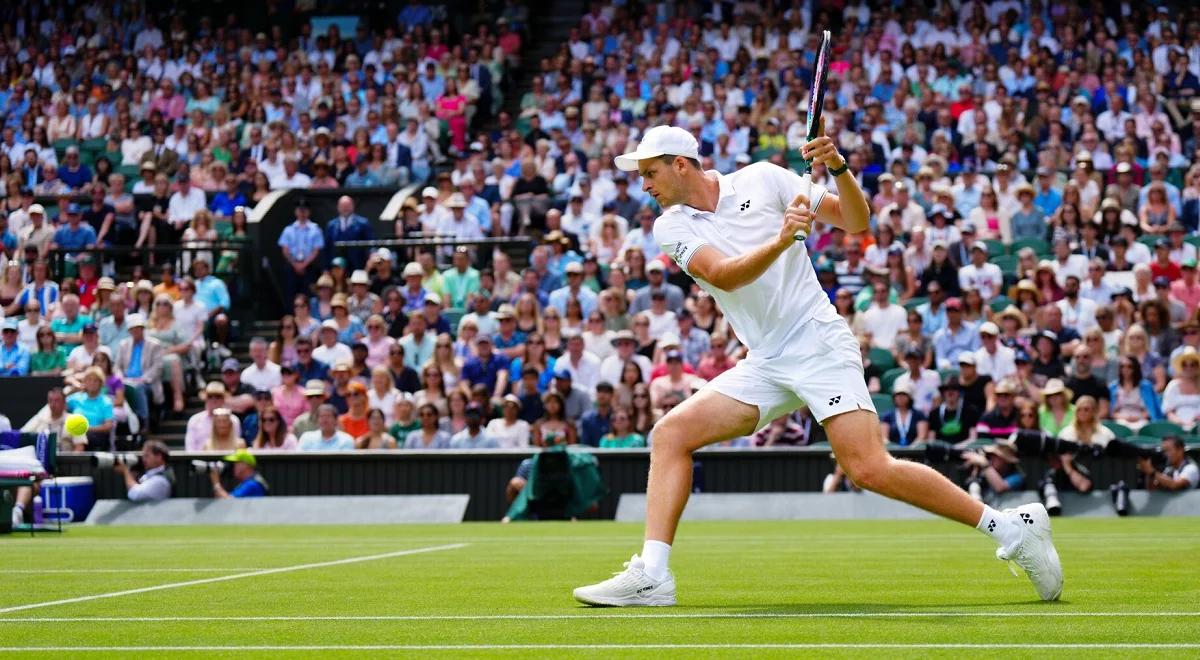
[333,236,534,270]
[45,243,256,304]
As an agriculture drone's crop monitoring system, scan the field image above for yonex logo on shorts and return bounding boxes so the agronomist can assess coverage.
[739,199,751,211]
[828,395,841,406]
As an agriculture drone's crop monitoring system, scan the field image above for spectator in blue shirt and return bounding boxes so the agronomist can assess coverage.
[0,319,30,375]
[209,176,247,217]
[579,381,615,447]
[209,449,269,498]
[192,256,231,317]
[56,146,93,191]
[932,298,980,369]
[50,203,98,254]
[1033,168,1063,216]
[343,155,383,188]
[462,334,511,399]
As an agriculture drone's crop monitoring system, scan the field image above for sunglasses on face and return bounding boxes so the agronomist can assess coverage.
[262,416,279,423]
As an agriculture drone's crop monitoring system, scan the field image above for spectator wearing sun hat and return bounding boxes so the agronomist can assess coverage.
[185,381,243,452]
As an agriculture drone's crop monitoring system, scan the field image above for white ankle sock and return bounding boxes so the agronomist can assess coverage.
[641,540,671,580]
[977,505,1021,549]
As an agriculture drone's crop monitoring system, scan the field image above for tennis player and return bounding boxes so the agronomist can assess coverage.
[573,125,1062,606]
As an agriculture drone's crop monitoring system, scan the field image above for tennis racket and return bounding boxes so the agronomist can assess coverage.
[794,29,831,242]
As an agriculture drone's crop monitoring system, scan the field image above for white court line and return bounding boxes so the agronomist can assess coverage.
[2,612,1197,623]
[4,568,266,574]
[1,644,1198,651]
[0,543,466,615]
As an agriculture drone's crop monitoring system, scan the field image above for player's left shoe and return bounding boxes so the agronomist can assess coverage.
[996,502,1063,601]
[573,554,676,607]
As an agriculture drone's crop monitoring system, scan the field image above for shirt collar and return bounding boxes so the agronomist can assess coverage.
[680,170,734,218]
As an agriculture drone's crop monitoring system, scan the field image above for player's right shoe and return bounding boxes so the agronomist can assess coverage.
[996,503,1063,601]
[573,554,676,607]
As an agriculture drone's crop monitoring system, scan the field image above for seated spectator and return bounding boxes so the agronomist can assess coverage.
[28,326,66,376]
[450,404,497,449]
[648,350,706,410]
[600,408,645,448]
[251,405,298,451]
[881,383,928,446]
[205,408,246,452]
[185,382,243,452]
[929,377,979,444]
[1058,396,1114,448]
[486,395,531,448]
[356,408,398,449]
[1162,347,1200,431]
[22,387,86,452]
[298,404,356,451]
[271,363,307,428]
[404,403,452,449]
[550,368,591,422]
[962,439,1025,500]
[533,391,577,446]
[65,366,116,446]
[579,382,615,447]
[338,384,369,439]
[1039,379,1077,437]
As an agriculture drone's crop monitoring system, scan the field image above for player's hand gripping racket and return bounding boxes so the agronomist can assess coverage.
[794,29,831,242]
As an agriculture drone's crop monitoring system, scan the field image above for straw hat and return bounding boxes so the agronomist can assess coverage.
[1170,346,1200,377]
[996,305,1028,328]
[1040,378,1072,400]
[983,439,1019,464]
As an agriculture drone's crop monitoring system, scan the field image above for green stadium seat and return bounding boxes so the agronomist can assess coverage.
[868,347,897,372]
[1126,435,1161,447]
[1101,420,1134,439]
[80,137,107,153]
[881,366,907,394]
[1136,235,1161,250]
[903,296,927,312]
[1186,235,1200,249]
[988,295,1012,313]
[117,164,142,179]
[442,307,466,336]
[1009,238,1049,256]
[983,239,1006,256]
[1139,421,1186,439]
[938,368,959,383]
[52,138,78,156]
[871,393,894,415]
[990,255,1019,277]
[752,147,781,163]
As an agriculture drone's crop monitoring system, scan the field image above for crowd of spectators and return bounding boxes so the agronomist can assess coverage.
[2,1,1200,464]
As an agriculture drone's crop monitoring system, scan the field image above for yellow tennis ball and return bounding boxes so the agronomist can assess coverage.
[65,413,89,436]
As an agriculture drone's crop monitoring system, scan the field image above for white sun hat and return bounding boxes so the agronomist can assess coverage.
[614,126,701,171]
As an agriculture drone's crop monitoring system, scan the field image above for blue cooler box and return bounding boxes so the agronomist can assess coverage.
[41,476,96,523]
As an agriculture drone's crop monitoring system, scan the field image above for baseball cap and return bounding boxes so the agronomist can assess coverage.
[646,259,666,272]
[554,367,573,379]
[126,313,147,328]
[1183,258,1197,270]
[665,349,684,361]
[222,449,257,468]
[1,318,18,332]
[221,358,241,372]
[615,126,701,171]
[349,269,370,285]
[958,353,977,366]
[978,321,1000,336]
[944,297,963,311]
[422,186,439,198]
[28,203,44,215]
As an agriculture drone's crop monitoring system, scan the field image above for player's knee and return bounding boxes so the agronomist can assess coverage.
[843,453,894,493]
[648,417,689,456]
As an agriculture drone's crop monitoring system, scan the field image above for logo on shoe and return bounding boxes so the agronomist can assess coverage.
[636,585,654,594]
[1020,512,1034,525]
[986,519,996,533]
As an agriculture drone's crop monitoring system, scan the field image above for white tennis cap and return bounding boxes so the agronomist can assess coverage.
[614,126,700,171]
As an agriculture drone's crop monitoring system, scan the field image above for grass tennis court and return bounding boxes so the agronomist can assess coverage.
[2,518,1198,657]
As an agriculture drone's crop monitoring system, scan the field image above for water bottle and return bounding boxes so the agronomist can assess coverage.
[32,495,44,525]
[208,342,220,371]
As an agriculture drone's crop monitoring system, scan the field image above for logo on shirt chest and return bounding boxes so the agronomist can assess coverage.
[739,199,751,212]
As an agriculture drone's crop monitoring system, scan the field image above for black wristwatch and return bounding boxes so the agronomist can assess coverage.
[827,160,849,177]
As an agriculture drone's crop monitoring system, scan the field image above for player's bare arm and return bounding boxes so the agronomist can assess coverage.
[685,199,816,292]
[802,118,870,233]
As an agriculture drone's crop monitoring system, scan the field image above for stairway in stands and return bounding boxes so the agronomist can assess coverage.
[153,318,279,448]
[501,0,586,119]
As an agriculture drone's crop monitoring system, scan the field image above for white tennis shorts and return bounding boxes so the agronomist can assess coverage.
[705,317,876,431]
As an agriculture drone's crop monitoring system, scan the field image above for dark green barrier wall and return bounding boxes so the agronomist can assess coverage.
[55,449,1148,521]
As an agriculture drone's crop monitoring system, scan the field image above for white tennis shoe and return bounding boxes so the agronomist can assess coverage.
[573,555,677,607]
[996,503,1064,601]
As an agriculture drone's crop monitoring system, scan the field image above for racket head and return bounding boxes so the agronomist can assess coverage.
[805,30,832,143]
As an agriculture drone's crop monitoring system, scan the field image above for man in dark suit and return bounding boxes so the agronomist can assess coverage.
[947,223,980,269]
[324,195,374,270]
[236,125,268,174]
[140,127,179,177]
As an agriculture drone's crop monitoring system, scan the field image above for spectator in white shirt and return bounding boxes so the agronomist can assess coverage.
[167,173,207,238]
[972,322,1017,382]
[1057,275,1099,333]
[270,158,313,189]
[312,320,353,367]
[240,337,282,392]
[958,243,1003,301]
[861,280,907,349]
[1050,238,1089,286]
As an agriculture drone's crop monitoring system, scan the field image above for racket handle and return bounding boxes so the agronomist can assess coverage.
[794,170,813,241]
[793,230,808,241]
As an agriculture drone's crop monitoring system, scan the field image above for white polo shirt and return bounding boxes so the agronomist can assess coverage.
[655,162,835,358]
[241,361,282,392]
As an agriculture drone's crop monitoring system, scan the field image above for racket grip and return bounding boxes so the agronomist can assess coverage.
[793,230,808,241]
